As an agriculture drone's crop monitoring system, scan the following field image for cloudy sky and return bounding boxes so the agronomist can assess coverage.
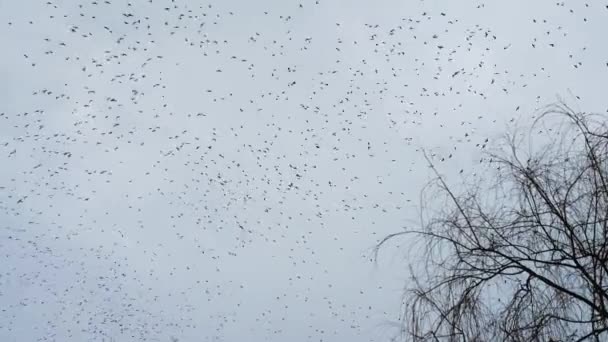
[0,0,606,341]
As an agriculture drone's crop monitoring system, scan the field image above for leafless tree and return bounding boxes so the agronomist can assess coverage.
[379,103,608,342]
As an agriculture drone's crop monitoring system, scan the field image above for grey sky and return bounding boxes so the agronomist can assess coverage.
[0,0,606,341]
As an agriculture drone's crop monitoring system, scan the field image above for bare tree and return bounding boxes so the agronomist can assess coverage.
[379,103,608,342]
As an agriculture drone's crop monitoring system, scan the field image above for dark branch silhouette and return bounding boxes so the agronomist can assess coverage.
[380,103,608,342]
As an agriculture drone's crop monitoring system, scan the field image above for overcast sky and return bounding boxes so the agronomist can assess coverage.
[0,0,606,341]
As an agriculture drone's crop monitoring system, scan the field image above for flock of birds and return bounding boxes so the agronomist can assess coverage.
[0,0,604,341]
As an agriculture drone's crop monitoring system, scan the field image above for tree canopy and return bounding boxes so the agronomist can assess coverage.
[382,103,608,342]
